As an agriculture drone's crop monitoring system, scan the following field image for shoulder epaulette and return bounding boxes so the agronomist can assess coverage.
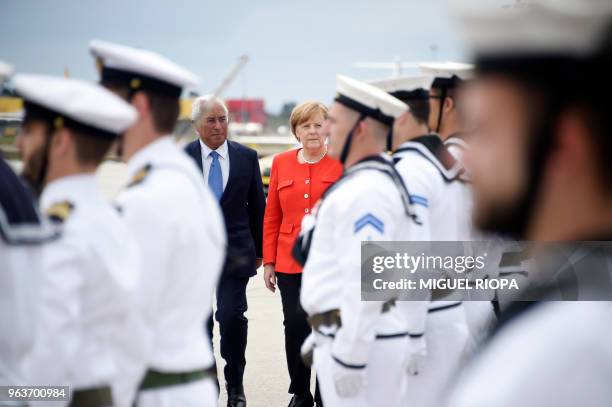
[127,164,152,188]
[46,201,74,224]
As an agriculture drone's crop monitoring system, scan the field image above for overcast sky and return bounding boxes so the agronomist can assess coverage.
[1,0,467,113]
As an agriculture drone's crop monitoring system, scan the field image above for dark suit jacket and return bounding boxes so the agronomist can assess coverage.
[185,139,266,278]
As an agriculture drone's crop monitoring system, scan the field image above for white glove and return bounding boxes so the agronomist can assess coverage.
[300,331,317,367]
[331,355,367,398]
[406,336,427,375]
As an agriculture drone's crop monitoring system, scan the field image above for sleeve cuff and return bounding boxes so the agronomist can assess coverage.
[331,354,367,370]
[331,331,372,368]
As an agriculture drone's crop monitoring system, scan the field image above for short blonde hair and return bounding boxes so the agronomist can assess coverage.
[290,101,328,140]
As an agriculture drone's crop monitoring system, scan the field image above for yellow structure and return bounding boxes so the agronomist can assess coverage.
[1,95,194,119]
[179,97,195,121]
[0,96,22,113]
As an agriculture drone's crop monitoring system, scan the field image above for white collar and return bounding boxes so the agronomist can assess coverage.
[199,138,228,160]
[40,173,99,211]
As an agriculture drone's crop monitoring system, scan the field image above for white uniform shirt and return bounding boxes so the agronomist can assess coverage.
[394,137,494,338]
[0,239,44,386]
[445,136,470,165]
[0,161,54,387]
[26,174,141,397]
[199,138,230,191]
[393,136,480,407]
[448,301,612,407]
[394,138,474,241]
[300,156,428,366]
[116,137,226,374]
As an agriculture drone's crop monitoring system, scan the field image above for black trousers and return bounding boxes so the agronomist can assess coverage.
[207,275,249,388]
[277,272,322,405]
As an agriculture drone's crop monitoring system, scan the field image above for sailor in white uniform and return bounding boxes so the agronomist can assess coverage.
[369,75,474,407]
[417,62,474,150]
[296,75,428,407]
[90,40,226,407]
[417,62,498,349]
[0,62,45,390]
[14,74,141,407]
[0,158,56,389]
[446,0,612,406]
[0,64,59,393]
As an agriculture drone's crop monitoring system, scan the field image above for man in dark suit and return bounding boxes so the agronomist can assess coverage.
[185,95,265,407]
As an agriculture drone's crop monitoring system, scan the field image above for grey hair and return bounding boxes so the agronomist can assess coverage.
[191,94,229,124]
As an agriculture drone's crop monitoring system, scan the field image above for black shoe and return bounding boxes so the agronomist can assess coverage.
[287,394,314,407]
[227,384,246,407]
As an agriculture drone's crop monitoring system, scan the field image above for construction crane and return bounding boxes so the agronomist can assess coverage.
[210,54,249,99]
[178,54,249,129]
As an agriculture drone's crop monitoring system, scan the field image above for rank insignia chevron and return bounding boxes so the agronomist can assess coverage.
[354,213,384,234]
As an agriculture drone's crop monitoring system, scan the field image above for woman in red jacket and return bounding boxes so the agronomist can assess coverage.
[263,101,342,407]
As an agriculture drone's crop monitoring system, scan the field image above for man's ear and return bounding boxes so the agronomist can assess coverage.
[131,91,150,119]
[396,112,410,126]
[443,96,455,114]
[355,119,367,141]
[49,128,72,160]
[549,109,591,181]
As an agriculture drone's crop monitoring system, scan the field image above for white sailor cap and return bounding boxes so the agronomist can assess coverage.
[454,0,612,58]
[0,61,14,82]
[418,62,475,91]
[14,74,137,138]
[335,75,408,126]
[418,62,474,80]
[368,75,433,102]
[89,39,199,98]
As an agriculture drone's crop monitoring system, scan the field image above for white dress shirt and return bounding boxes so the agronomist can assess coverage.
[199,138,230,191]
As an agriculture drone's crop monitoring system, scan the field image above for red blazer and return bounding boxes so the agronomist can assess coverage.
[263,149,343,273]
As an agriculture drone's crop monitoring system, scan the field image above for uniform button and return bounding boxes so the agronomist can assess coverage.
[305,208,310,213]
[305,179,310,184]
[304,193,309,198]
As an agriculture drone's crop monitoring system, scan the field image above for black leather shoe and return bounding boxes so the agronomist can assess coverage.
[227,384,246,407]
[287,394,314,407]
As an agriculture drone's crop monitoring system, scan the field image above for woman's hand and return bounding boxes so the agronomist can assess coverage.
[263,264,277,293]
